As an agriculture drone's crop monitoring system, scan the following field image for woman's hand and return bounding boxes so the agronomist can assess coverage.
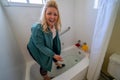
[53,54,63,61]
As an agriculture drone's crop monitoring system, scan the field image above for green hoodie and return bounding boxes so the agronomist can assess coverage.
[27,23,61,71]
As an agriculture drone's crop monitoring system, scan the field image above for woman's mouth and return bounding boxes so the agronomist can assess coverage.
[49,19,55,23]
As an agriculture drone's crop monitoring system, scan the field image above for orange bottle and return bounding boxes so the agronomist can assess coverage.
[81,42,88,52]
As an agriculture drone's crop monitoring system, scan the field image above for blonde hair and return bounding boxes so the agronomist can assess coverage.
[40,0,61,32]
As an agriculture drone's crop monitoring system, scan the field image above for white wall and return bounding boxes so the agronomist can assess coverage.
[4,6,42,62]
[0,2,25,80]
[74,0,98,51]
[57,0,76,49]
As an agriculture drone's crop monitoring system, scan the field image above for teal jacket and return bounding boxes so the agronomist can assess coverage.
[27,23,61,71]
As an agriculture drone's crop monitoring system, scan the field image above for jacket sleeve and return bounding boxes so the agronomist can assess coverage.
[31,24,55,57]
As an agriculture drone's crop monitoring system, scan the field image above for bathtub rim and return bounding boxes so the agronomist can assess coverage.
[52,57,89,80]
[52,45,89,80]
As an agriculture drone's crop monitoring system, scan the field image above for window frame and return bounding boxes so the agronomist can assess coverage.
[94,0,99,9]
[4,0,45,7]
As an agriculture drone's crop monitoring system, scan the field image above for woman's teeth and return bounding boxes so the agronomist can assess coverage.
[49,19,54,22]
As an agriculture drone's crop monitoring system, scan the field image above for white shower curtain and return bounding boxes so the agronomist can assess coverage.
[87,0,119,80]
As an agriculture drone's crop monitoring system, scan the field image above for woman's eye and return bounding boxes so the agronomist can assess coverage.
[47,13,52,15]
[47,12,58,16]
[54,13,57,16]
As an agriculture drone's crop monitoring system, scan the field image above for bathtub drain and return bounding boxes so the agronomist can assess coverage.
[75,59,78,62]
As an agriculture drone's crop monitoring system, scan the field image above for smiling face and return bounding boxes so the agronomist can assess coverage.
[45,7,58,28]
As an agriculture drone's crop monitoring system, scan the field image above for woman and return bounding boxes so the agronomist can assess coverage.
[27,0,65,80]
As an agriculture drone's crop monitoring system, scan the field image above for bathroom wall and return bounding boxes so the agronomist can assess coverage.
[57,0,76,49]
[101,1,120,76]
[74,0,97,51]
[4,5,42,62]
[0,2,26,80]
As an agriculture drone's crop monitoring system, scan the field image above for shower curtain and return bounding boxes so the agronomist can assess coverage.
[87,0,119,80]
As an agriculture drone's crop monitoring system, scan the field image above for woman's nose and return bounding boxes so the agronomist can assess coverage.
[50,14,55,18]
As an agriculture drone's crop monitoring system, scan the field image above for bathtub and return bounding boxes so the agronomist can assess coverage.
[25,45,89,80]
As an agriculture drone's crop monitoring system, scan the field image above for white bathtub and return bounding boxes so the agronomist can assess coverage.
[25,45,89,80]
